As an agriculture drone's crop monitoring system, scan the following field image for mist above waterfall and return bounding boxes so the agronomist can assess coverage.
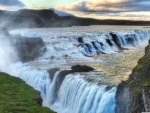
[0,33,18,72]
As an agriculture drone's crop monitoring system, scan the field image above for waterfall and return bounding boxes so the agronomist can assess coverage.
[57,74,117,113]
[8,63,117,113]
[10,29,150,58]
[80,30,150,55]
[2,29,150,113]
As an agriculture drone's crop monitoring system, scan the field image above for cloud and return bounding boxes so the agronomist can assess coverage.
[0,0,24,7]
[56,0,150,20]
[0,0,25,10]
[57,0,150,13]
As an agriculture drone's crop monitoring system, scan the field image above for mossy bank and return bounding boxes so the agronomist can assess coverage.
[0,72,55,113]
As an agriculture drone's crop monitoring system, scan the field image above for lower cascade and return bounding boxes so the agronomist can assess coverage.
[9,63,117,113]
[57,75,117,113]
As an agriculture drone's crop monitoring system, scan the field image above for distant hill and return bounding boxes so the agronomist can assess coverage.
[0,9,150,29]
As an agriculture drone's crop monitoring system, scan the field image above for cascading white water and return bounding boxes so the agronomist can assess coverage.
[81,30,150,56]
[1,28,150,113]
[10,29,150,58]
[8,62,117,113]
[57,74,117,113]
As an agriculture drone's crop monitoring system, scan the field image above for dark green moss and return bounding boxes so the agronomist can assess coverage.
[0,72,55,113]
[143,80,150,87]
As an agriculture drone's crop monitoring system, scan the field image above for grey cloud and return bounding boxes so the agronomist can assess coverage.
[0,0,24,6]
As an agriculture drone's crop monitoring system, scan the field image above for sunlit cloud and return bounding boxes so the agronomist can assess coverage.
[56,0,150,20]
[0,0,149,20]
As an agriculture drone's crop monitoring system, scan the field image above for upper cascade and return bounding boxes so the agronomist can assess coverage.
[79,30,150,56]
[10,29,150,62]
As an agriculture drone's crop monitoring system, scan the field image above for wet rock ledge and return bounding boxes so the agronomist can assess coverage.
[117,40,150,113]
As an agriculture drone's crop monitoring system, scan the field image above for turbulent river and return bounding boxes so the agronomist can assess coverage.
[0,25,150,113]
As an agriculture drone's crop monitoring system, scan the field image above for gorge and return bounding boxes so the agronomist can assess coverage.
[0,25,150,113]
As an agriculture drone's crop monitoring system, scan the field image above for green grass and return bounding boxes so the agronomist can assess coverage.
[0,72,55,113]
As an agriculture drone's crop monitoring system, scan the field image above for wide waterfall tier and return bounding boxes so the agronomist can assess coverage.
[9,62,117,113]
[6,27,150,113]
[10,29,150,61]
[78,31,150,56]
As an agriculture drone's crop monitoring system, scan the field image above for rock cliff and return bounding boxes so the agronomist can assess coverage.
[117,41,150,113]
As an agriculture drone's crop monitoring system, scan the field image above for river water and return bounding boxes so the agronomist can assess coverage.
[0,25,150,113]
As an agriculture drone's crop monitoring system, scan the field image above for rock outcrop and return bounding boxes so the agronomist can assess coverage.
[12,35,46,62]
[117,41,150,113]
[0,28,46,62]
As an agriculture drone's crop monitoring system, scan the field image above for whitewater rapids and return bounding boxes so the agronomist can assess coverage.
[0,26,150,113]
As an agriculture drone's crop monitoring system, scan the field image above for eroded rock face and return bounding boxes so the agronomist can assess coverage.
[145,40,150,57]
[116,41,150,113]
[116,82,131,113]
[12,36,46,62]
[0,28,46,62]
[142,87,150,112]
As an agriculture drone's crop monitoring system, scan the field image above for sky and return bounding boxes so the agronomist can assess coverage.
[0,0,150,21]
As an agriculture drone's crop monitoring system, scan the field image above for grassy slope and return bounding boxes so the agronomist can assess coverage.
[0,72,55,113]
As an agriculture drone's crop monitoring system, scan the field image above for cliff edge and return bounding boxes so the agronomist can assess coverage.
[117,40,150,113]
